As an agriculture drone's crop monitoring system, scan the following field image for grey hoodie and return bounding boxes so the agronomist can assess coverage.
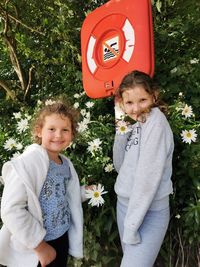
[113,108,174,245]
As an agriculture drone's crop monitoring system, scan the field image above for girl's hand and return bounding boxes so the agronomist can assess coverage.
[85,185,95,191]
[34,240,56,267]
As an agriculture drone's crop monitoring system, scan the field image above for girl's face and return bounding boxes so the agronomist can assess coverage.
[37,114,73,162]
[121,86,155,121]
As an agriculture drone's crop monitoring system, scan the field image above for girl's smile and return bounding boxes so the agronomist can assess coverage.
[37,114,73,162]
[122,86,155,121]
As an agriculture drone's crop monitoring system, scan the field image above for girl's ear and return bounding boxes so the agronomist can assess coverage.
[114,95,121,105]
[115,95,124,105]
[115,95,124,111]
[153,91,159,103]
[119,101,125,112]
[35,126,42,138]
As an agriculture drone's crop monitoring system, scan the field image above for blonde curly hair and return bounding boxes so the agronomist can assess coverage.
[31,98,79,144]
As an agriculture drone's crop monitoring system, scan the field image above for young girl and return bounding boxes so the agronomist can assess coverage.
[113,70,174,267]
[0,100,88,267]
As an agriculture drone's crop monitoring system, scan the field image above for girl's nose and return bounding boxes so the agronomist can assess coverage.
[55,130,62,137]
[132,103,139,113]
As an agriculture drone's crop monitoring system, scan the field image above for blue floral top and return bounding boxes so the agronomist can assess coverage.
[39,156,71,241]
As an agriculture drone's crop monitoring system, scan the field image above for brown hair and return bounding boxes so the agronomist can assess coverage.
[115,70,167,113]
[31,98,79,144]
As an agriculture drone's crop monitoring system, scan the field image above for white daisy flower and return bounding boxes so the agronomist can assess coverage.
[25,114,32,120]
[3,138,17,151]
[16,143,23,150]
[181,129,197,144]
[178,92,183,97]
[74,93,80,99]
[85,112,91,119]
[87,138,102,154]
[80,109,87,116]
[85,101,94,108]
[73,102,79,109]
[181,104,193,118]
[170,67,178,74]
[17,118,29,133]
[104,163,114,172]
[190,58,199,64]
[175,214,181,219]
[116,120,130,135]
[77,118,90,133]
[85,184,108,207]
[80,91,86,96]
[13,112,22,119]
[37,100,42,106]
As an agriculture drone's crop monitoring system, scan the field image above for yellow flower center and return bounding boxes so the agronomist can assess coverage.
[120,126,126,132]
[186,132,192,138]
[93,192,100,198]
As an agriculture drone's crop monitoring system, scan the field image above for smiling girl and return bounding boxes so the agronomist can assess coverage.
[0,100,87,267]
[113,70,174,267]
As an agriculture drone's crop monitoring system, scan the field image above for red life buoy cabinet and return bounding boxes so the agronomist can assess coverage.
[81,0,154,99]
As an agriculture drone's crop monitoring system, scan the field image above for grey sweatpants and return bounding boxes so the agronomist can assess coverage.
[117,200,169,267]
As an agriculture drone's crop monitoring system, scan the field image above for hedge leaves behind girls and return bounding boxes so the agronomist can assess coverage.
[0,99,88,267]
[113,71,174,267]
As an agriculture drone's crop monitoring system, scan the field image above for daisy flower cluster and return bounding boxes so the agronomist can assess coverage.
[3,111,32,160]
[72,93,114,165]
[170,101,199,145]
[74,93,93,135]
[70,92,115,207]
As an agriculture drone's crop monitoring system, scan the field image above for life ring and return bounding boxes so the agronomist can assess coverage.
[87,15,135,75]
[81,0,154,98]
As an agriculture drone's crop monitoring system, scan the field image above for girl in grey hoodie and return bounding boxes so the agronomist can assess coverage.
[113,70,174,267]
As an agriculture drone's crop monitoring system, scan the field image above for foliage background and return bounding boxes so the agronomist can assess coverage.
[0,0,199,266]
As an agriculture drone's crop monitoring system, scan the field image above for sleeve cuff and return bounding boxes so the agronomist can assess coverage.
[80,185,86,202]
[122,226,141,245]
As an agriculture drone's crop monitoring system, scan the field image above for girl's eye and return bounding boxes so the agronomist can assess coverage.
[63,129,69,132]
[48,128,55,131]
[140,98,146,102]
